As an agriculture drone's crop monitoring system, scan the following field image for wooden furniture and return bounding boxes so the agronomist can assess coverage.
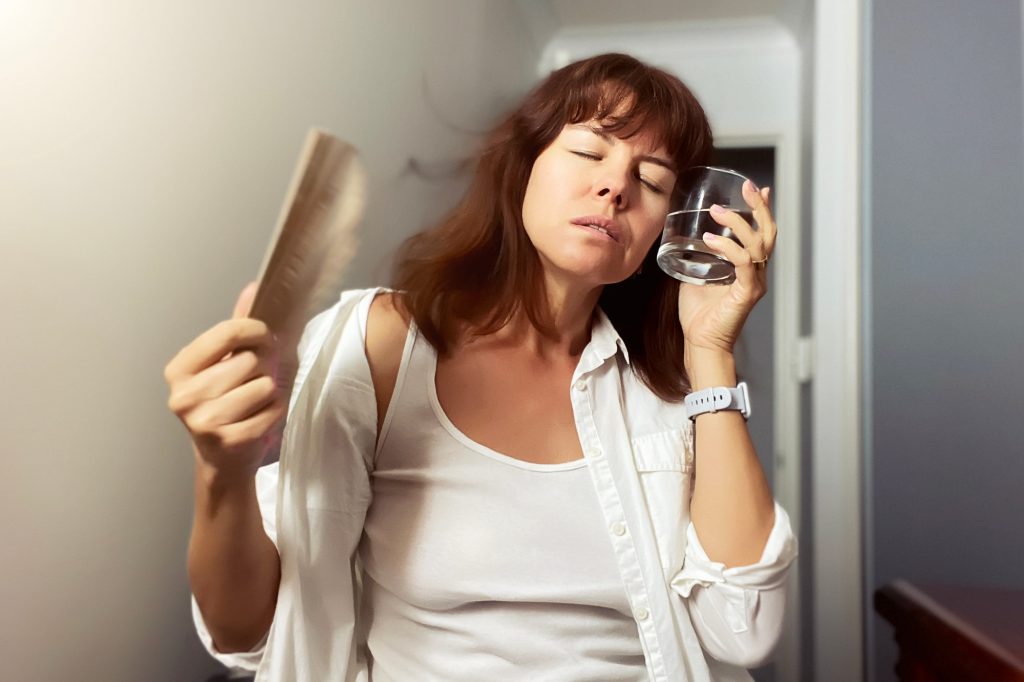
[875,580,1024,681]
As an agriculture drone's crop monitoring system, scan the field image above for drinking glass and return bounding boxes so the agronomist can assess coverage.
[656,166,756,285]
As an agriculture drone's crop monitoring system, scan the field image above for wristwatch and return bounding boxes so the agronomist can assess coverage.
[684,381,751,421]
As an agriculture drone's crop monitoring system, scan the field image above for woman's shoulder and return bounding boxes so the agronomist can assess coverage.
[294,287,407,391]
[364,291,411,428]
[365,292,409,368]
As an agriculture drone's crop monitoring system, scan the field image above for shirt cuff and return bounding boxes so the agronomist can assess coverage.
[670,501,798,633]
[191,596,267,672]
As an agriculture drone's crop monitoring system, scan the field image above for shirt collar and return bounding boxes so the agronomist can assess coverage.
[590,306,631,366]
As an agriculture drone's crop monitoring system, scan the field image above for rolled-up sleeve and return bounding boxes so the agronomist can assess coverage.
[191,599,269,672]
[670,501,798,668]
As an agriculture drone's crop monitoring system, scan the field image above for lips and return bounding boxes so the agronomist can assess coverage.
[570,215,622,244]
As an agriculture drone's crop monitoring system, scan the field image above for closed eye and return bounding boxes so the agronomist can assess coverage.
[573,150,664,193]
[639,174,665,194]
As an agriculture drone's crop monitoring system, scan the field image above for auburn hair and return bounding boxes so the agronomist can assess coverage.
[391,53,714,401]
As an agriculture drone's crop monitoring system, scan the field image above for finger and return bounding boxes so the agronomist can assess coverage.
[233,281,259,319]
[167,348,278,415]
[164,318,274,384]
[709,203,767,260]
[185,374,280,434]
[213,399,288,452]
[702,232,764,292]
[742,180,777,254]
[190,392,287,454]
[757,185,777,254]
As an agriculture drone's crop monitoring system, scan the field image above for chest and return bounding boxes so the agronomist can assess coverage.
[434,349,584,464]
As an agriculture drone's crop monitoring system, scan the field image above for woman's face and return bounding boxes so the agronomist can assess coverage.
[521,119,676,287]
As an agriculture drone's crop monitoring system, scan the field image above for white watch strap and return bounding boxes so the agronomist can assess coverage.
[684,381,751,421]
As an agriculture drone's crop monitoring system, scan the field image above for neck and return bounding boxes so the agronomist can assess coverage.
[511,274,605,357]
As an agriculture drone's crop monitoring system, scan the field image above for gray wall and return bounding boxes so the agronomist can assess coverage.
[867,1,1024,679]
[0,2,537,680]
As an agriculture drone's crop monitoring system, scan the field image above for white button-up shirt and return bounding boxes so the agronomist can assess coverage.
[192,287,798,681]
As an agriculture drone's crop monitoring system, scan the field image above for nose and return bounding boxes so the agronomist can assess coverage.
[597,185,625,208]
[595,174,629,209]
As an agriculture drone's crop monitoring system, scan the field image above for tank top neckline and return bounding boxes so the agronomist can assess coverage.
[417,325,588,473]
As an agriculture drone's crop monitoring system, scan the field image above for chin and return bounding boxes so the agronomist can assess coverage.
[546,255,627,286]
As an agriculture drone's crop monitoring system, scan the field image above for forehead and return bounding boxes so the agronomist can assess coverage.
[566,82,676,148]
[563,121,673,167]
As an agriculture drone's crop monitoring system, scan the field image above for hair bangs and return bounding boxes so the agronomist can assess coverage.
[563,73,698,177]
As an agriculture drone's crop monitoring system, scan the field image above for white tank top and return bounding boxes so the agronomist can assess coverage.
[358,323,648,681]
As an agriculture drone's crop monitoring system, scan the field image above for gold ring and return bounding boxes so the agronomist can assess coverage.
[751,258,768,270]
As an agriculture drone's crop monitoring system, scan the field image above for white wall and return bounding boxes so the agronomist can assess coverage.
[0,2,537,679]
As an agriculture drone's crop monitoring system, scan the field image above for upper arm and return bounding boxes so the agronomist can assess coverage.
[364,292,410,440]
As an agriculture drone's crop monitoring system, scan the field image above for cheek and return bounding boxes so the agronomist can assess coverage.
[530,159,574,197]
[625,206,669,265]
[522,157,574,227]
[639,205,669,247]
[632,227,663,266]
[521,172,547,233]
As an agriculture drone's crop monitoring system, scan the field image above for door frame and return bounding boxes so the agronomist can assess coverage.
[811,0,865,679]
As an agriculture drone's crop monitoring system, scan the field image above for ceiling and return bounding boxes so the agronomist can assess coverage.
[517,0,813,48]
[551,0,779,26]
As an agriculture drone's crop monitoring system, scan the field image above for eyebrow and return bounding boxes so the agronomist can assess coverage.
[569,124,677,173]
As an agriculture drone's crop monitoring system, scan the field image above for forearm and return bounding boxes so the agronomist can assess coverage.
[685,347,775,568]
[188,454,280,653]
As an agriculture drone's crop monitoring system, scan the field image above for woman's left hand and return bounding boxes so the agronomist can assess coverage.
[677,180,777,358]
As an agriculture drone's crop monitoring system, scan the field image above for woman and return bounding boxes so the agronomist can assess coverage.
[166,53,796,681]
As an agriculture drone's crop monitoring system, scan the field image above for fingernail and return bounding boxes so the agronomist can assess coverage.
[764,186,771,201]
[702,232,719,242]
[745,179,759,193]
[709,203,726,214]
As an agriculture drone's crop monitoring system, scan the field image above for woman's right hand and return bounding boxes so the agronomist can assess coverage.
[164,282,286,476]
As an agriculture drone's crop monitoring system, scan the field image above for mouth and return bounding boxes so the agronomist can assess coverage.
[570,215,622,244]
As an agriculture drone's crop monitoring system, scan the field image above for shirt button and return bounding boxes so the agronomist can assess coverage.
[635,607,650,621]
[588,448,601,458]
[611,521,626,536]
[574,380,587,392]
